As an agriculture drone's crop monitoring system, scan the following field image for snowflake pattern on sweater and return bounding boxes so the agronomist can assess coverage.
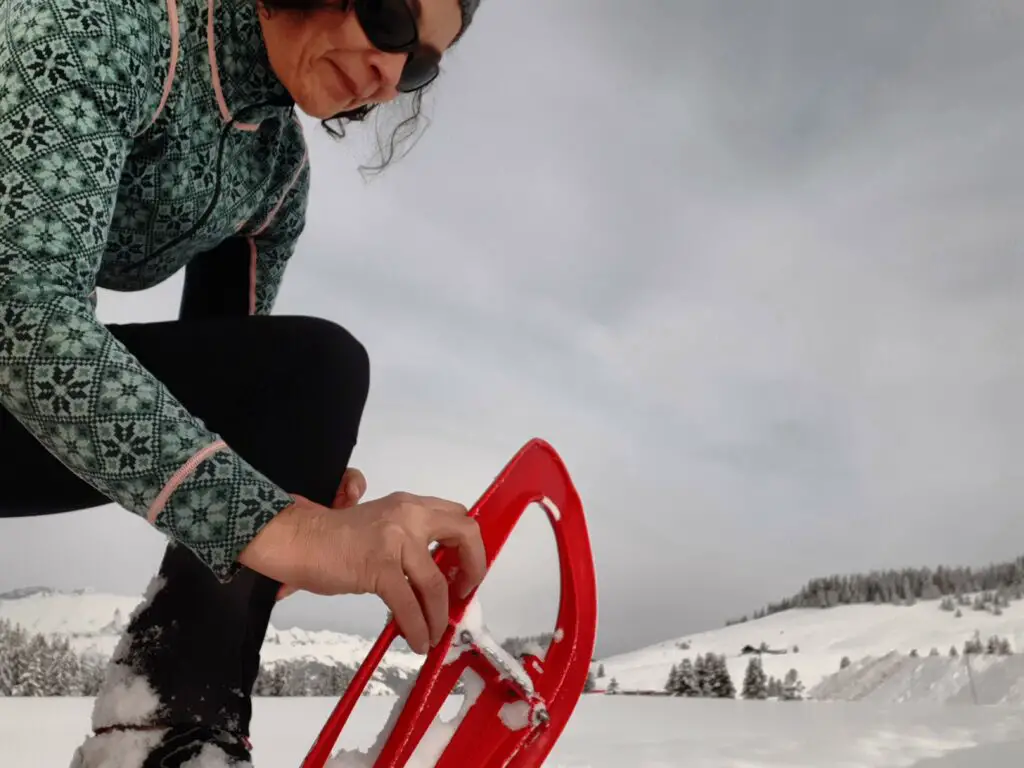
[0,0,311,579]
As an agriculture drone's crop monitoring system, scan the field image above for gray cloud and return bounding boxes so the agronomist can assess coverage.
[3,1,1024,658]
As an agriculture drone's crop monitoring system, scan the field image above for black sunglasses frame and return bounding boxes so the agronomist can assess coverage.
[352,0,442,93]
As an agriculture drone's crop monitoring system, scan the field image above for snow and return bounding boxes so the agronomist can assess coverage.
[444,597,537,698]
[327,597,538,766]
[809,651,1024,704]
[326,668,488,768]
[11,587,1024,764]
[90,575,165,730]
[180,744,240,767]
[67,729,166,768]
[6,696,1024,767]
[328,599,492,768]
[596,594,1024,696]
[89,663,161,729]
[498,699,531,730]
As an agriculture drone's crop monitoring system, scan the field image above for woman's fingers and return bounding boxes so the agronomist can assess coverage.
[402,541,452,648]
[426,513,489,599]
[376,564,431,654]
[267,487,487,648]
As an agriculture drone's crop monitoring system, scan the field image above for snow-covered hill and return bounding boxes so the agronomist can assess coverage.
[808,651,1024,704]
[0,587,421,694]
[594,593,1024,701]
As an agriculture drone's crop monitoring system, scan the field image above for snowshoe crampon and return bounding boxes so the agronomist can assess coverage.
[301,438,598,768]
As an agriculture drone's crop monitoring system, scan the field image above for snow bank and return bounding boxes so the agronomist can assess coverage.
[811,652,1024,705]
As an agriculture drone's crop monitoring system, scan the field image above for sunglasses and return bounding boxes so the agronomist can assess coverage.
[353,0,442,93]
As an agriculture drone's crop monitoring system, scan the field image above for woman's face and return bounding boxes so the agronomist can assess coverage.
[259,0,463,118]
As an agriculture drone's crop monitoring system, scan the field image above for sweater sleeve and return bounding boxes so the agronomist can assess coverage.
[248,119,311,316]
[0,0,295,580]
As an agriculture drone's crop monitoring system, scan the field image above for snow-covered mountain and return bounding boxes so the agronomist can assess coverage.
[0,586,422,695]
[594,591,1024,702]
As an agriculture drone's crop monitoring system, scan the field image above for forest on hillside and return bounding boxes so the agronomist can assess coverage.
[726,555,1024,625]
[0,618,557,698]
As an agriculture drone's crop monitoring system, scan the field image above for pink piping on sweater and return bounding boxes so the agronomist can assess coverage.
[208,0,260,131]
[147,440,228,524]
[135,0,180,136]
[247,116,310,313]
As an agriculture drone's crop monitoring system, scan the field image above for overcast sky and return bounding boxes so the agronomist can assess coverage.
[3,0,1024,658]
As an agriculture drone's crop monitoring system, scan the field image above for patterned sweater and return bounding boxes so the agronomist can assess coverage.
[0,0,311,579]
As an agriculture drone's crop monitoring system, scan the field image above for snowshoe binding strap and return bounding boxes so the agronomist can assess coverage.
[301,438,599,768]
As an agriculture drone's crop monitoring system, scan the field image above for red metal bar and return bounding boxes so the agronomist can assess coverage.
[300,438,598,768]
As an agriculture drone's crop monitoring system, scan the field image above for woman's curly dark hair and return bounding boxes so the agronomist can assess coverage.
[259,0,435,174]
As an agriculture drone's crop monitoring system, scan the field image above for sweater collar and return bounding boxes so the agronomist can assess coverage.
[206,0,294,127]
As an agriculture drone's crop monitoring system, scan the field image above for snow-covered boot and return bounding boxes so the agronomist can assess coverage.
[70,541,278,767]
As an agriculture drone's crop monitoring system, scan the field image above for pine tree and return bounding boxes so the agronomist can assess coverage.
[0,619,28,696]
[47,636,80,696]
[986,635,1012,656]
[781,668,804,700]
[14,634,48,696]
[665,663,680,695]
[963,631,984,655]
[693,654,710,696]
[259,662,288,696]
[79,656,106,696]
[706,654,735,699]
[607,677,619,694]
[741,656,768,700]
[675,658,699,697]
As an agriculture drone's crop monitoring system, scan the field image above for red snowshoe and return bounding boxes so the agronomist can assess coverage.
[301,438,599,768]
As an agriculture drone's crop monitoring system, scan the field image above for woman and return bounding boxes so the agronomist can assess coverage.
[0,0,488,764]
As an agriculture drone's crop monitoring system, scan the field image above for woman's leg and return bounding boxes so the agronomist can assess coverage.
[1,313,370,767]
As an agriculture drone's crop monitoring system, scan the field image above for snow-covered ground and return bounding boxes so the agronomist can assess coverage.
[596,596,1024,696]
[3,696,1024,767]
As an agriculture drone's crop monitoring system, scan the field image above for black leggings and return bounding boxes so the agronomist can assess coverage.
[0,314,370,766]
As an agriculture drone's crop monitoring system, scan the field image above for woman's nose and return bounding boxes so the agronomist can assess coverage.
[364,50,407,99]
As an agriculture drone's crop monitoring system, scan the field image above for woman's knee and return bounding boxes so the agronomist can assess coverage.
[272,315,368,391]
[276,315,370,399]
[272,315,370,438]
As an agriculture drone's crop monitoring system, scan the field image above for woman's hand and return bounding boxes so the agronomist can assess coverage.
[274,468,367,601]
[238,483,487,655]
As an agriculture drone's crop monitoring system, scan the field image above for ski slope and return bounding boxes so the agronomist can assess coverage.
[4,696,1024,767]
[595,595,1024,697]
